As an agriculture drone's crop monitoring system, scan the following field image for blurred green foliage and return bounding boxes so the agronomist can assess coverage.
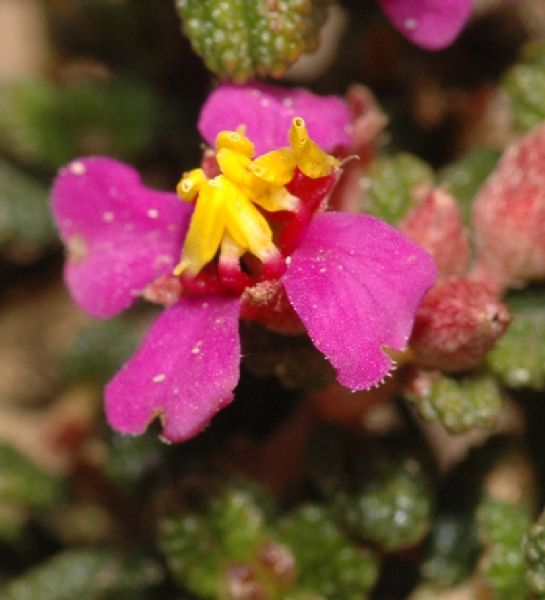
[421,514,479,587]
[0,159,56,260]
[487,289,545,390]
[524,509,545,597]
[61,316,146,386]
[0,549,163,600]
[406,372,503,434]
[504,41,545,133]
[477,497,533,600]
[438,147,501,224]
[335,457,432,551]
[0,78,157,171]
[0,445,64,542]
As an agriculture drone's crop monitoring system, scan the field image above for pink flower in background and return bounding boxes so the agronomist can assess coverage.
[52,111,435,443]
[379,0,473,50]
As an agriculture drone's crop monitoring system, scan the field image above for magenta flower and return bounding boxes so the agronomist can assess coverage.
[379,0,472,50]
[199,82,354,157]
[52,113,435,443]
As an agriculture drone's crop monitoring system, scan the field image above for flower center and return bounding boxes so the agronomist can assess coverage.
[173,117,339,294]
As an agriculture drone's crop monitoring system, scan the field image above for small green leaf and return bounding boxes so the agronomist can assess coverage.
[487,289,545,390]
[438,147,501,224]
[336,458,432,551]
[524,509,545,597]
[477,497,533,600]
[159,484,270,597]
[361,153,434,225]
[406,371,503,434]
[277,505,378,600]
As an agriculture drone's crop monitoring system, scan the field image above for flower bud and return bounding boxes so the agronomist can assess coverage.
[473,122,545,289]
[410,277,511,372]
[399,188,470,278]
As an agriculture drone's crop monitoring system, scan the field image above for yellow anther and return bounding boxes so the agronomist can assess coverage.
[249,148,297,186]
[216,148,256,190]
[289,117,340,179]
[215,129,255,158]
[173,119,338,279]
[177,168,207,202]
[221,177,276,260]
[174,179,225,276]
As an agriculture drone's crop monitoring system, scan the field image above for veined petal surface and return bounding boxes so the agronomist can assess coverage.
[52,158,190,317]
[105,295,241,442]
[199,82,352,155]
[283,212,436,389]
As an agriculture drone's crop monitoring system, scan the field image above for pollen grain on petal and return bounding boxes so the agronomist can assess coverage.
[67,234,88,263]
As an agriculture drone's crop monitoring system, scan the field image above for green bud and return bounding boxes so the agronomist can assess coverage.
[176,0,330,82]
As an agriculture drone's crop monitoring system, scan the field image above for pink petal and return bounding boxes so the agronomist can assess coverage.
[198,82,352,155]
[105,295,241,442]
[379,0,472,50]
[282,212,436,390]
[52,158,191,318]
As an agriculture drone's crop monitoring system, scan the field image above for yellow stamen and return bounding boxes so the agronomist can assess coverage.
[249,148,297,186]
[215,128,255,158]
[221,177,276,260]
[173,117,338,279]
[176,168,207,202]
[173,179,225,276]
[289,117,340,178]
[216,148,264,193]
